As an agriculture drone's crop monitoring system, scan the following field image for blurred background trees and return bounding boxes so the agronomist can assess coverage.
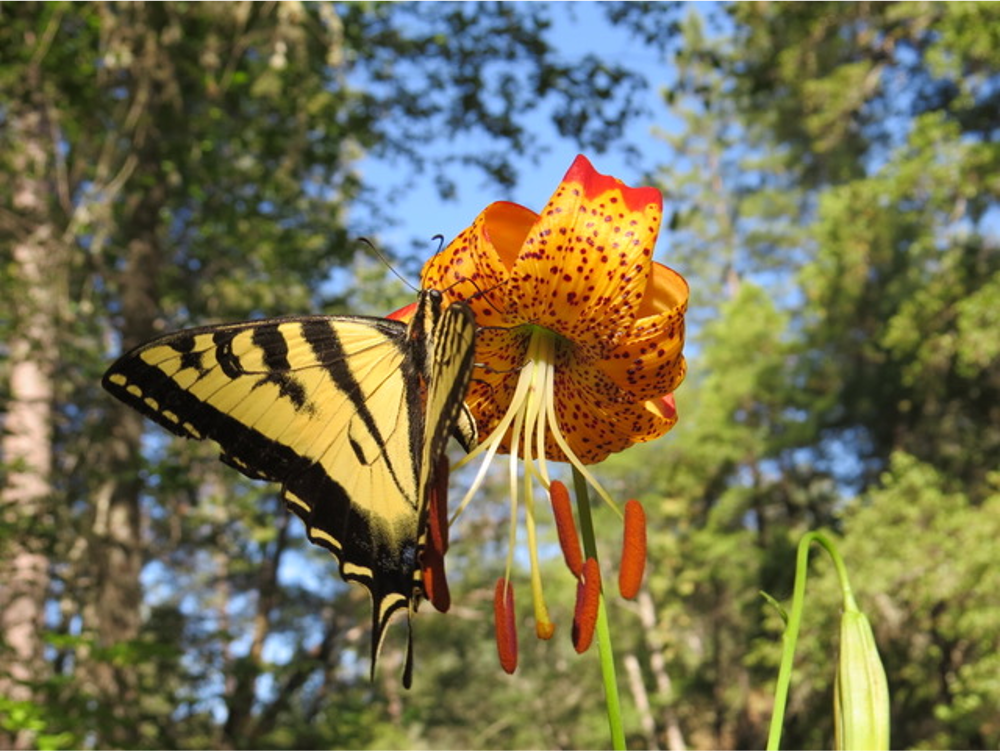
[1,2,997,749]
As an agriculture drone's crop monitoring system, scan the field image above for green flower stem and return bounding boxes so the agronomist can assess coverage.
[766,531,853,751]
[572,466,626,751]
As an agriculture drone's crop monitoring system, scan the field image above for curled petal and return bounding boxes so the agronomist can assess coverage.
[386,301,417,322]
[546,365,682,464]
[636,261,689,321]
[421,202,535,327]
[649,393,677,422]
[600,268,688,401]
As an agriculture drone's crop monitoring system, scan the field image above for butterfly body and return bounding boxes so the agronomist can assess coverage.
[103,290,477,685]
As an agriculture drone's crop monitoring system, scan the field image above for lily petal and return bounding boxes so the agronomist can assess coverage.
[420,154,688,468]
[503,156,664,348]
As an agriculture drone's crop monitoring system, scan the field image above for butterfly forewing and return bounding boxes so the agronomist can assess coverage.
[102,291,477,683]
[415,296,478,531]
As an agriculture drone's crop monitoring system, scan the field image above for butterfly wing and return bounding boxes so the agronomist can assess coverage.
[102,291,477,680]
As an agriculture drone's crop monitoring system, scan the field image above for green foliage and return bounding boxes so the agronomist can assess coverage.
[0,696,79,751]
[0,3,686,749]
[639,2,998,748]
[0,1,997,749]
[807,455,1000,749]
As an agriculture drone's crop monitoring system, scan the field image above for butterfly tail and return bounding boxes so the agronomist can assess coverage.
[368,597,415,689]
[402,616,415,690]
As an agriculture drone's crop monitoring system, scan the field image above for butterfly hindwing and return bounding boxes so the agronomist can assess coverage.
[102,290,477,682]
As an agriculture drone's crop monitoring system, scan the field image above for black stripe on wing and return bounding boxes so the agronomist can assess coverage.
[102,316,421,638]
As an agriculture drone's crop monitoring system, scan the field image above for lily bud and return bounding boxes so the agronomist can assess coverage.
[834,601,890,750]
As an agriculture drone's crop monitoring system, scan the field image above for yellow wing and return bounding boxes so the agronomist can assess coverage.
[102,290,476,684]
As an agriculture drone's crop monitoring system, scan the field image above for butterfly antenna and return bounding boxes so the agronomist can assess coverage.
[448,277,508,320]
[357,237,418,293]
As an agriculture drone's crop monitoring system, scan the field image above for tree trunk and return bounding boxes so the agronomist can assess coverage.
[0,107,60,751]
[75,11,185,744]
[638,590,688,752]
[82,185,165,746]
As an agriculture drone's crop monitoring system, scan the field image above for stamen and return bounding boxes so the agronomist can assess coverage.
[517,348,554,639]
[450,327,612,651]
[421,549,450,613]
[572,558,601,654]
[530,333,553,487]
[427,455,450,557]
[421,455,451,612]
[549,481,584,578]
[494,578,518,674]
[504,391,527,590]
[524,476,555,639]
[618,499,647,600]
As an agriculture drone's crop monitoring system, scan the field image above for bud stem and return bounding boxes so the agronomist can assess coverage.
[765,532,889,751]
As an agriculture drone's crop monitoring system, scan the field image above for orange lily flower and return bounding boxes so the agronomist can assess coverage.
[422,154,687,467]
[419,155,688,667]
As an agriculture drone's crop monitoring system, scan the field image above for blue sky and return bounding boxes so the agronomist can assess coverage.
[349,3,684,281]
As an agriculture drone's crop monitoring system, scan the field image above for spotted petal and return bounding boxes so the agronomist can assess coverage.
[421,155,687,466]
[502,156,664,352]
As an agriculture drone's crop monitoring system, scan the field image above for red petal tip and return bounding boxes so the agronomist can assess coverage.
[562,154,663,215]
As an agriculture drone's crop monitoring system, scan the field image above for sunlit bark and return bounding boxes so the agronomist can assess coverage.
[0,107,58,752]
